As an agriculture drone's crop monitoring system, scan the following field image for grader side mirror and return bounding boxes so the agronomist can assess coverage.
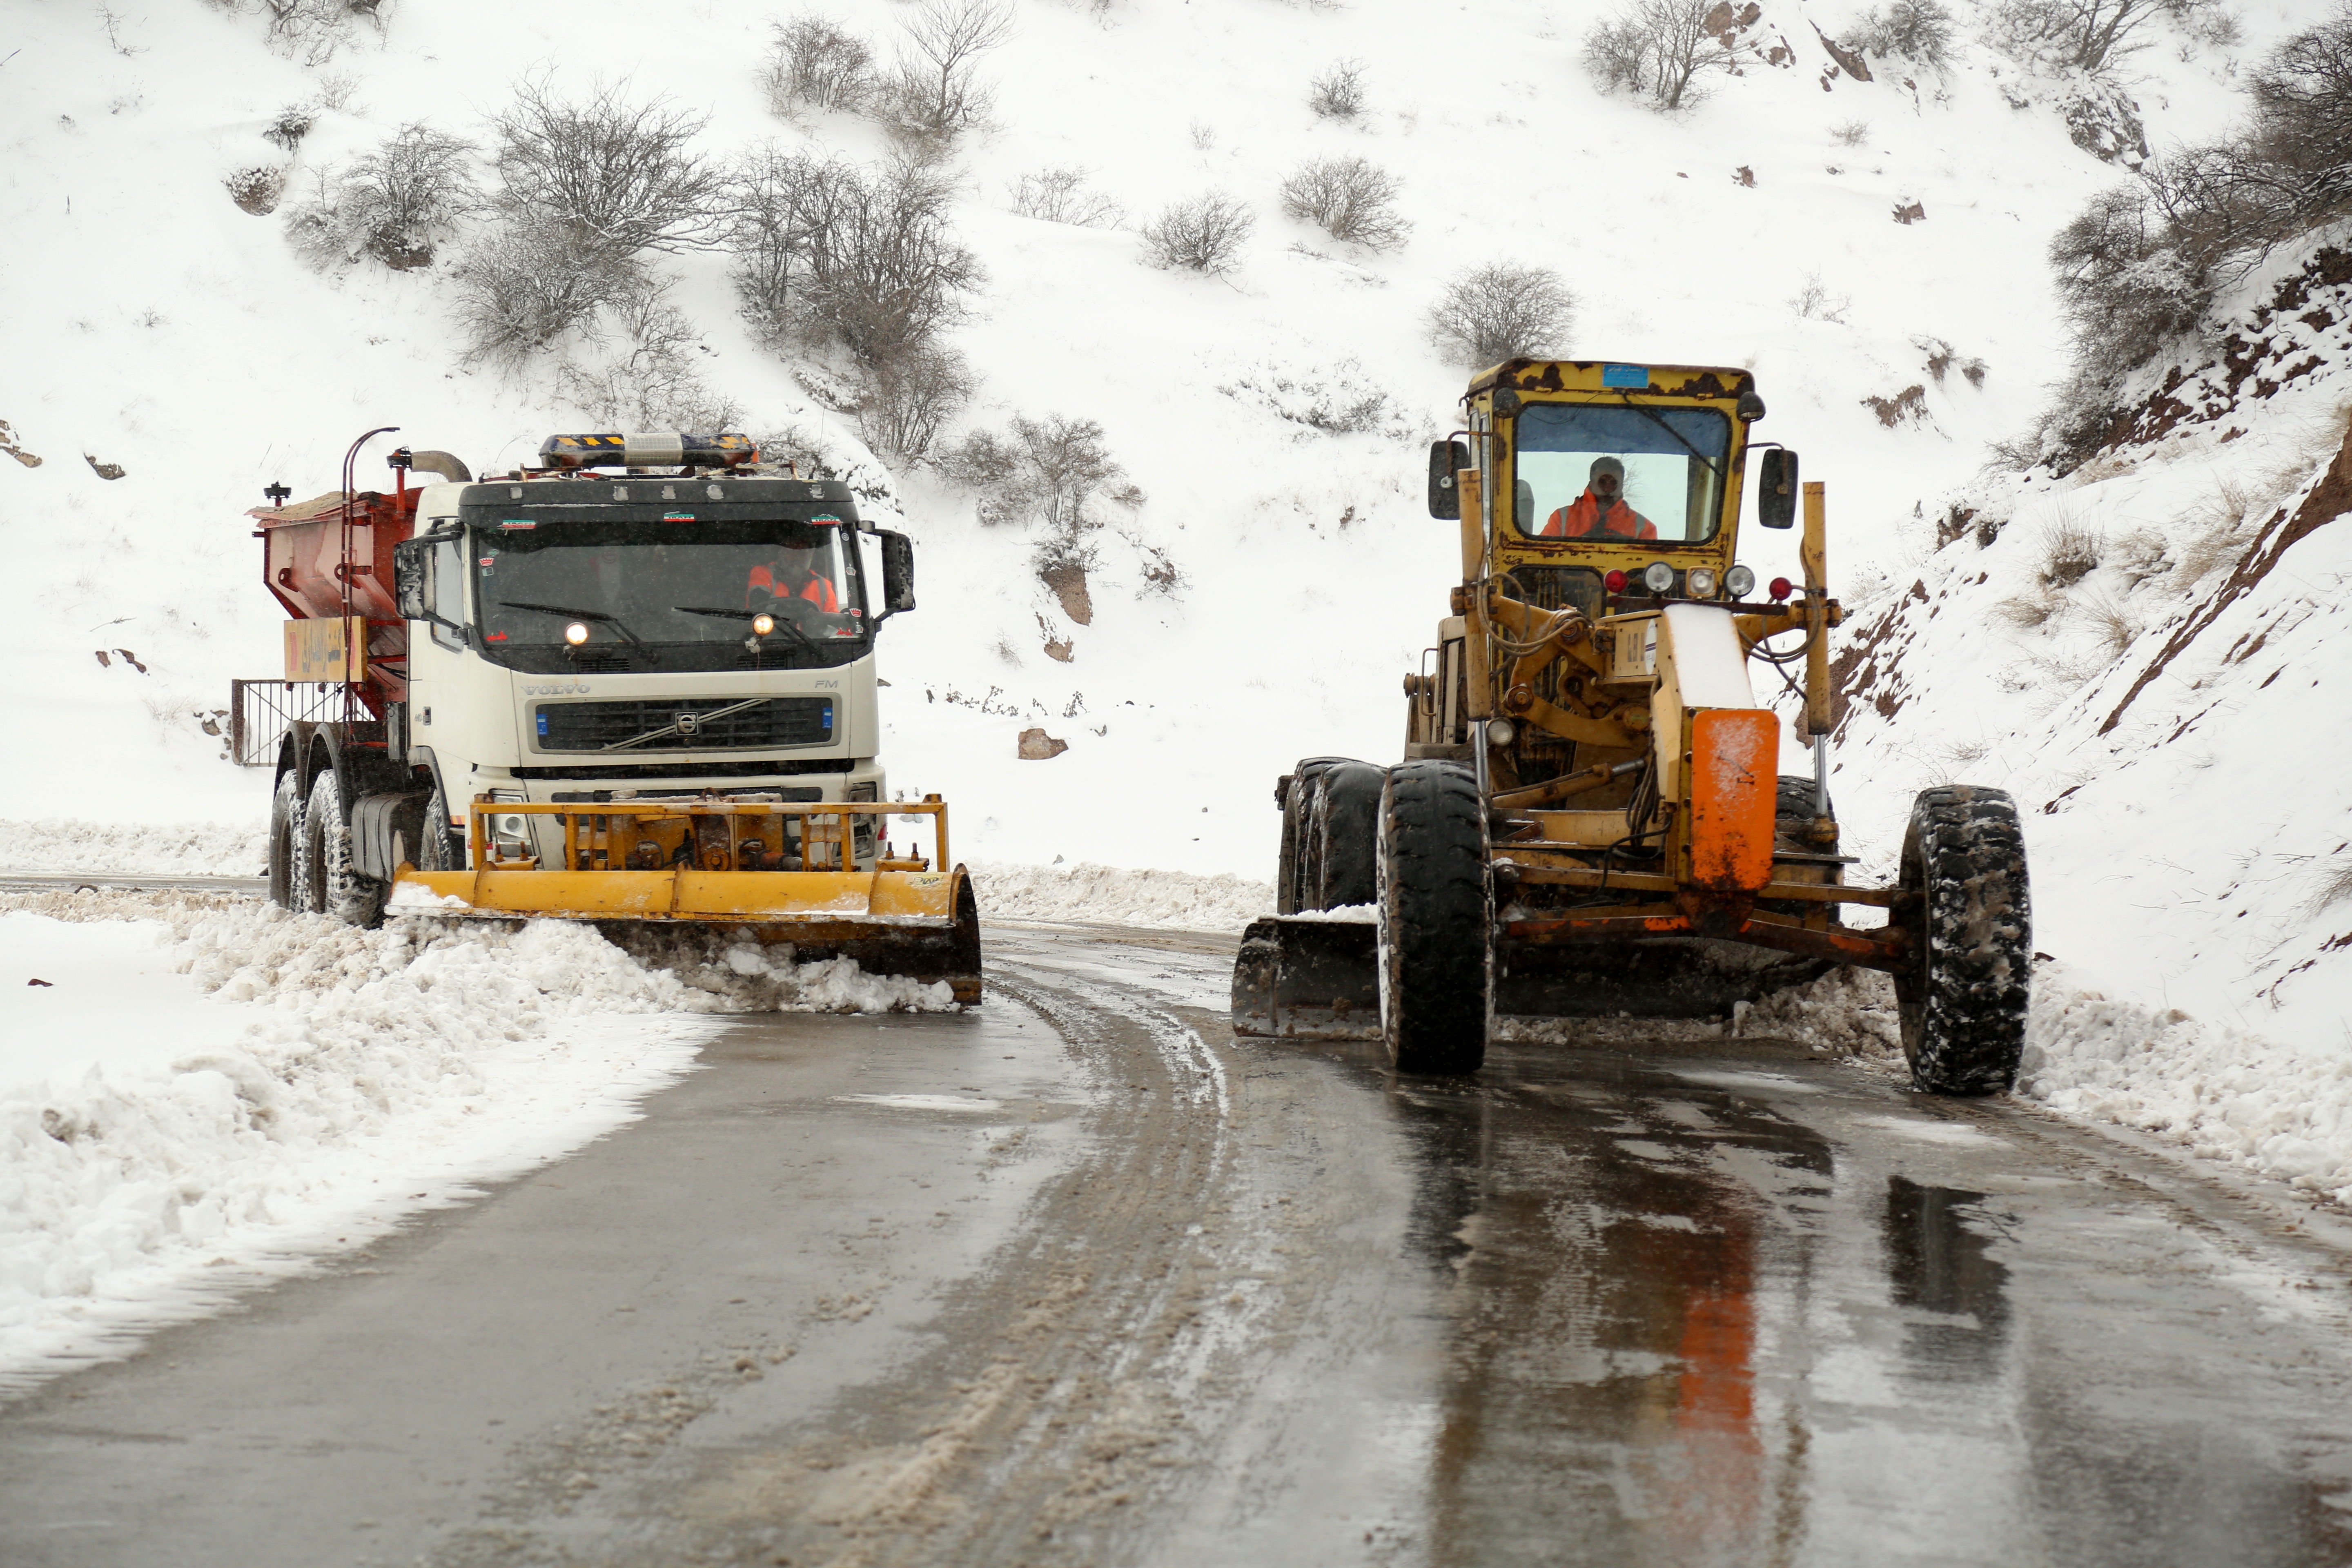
[1428,439,1470,520]
[1756,448,1799,530]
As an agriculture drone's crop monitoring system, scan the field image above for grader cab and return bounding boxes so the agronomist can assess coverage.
[1232,361,2031,1095]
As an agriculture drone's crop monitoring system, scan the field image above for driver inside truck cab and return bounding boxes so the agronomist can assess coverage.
[1541,456,1659,540]
[747,547,840,613]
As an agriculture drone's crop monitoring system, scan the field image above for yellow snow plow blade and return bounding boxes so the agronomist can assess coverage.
[390,797,982,1002]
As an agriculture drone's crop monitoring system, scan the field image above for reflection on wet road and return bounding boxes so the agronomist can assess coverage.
[5,923,2352,1568]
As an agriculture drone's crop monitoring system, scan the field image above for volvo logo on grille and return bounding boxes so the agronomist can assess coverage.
[674,711,702,737]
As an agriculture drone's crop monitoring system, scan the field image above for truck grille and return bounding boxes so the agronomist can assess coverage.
[534,696,835,753]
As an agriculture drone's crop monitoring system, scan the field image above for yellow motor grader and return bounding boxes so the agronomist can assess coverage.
[1232,362,2029,1094]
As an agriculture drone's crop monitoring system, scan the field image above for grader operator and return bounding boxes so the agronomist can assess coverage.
[1232,361,2030,1096]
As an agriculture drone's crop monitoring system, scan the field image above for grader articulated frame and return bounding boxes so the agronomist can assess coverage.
[1233,361,2031,1096]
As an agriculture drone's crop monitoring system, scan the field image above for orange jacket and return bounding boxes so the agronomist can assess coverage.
[1542,492,1657,540]
[747,564,840,613]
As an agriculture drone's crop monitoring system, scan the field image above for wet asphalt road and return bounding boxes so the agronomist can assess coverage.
[5,922,2352,1567]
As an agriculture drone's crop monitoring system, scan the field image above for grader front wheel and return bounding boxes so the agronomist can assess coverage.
[1376,760,1491,1074]
[1896,785,2032,1095]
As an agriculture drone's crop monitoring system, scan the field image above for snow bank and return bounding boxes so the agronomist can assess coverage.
[971,860,1270,933]
[0,819,265,878]
[0,893,958,1383]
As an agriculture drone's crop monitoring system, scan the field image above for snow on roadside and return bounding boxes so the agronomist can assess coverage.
[971,860,1270,933]
[0,820,264,878]
[0,891,958,1386]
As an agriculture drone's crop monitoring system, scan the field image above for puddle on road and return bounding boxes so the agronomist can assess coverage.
[829,1094,1004,1113]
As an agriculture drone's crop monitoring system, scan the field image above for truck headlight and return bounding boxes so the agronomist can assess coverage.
[1725,564,1757,599]
[564,622,590,646]
[751,613,775,635]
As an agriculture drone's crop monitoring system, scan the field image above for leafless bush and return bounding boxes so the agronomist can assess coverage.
[492,78,726,269]
[1830,118,1871,147]
[1279,156,1410,250]
[1582,0,1735,111]
[1010,166,1123,227]
[450,223,636,363]
[286,123,479,270]
[1862,385,1932,427]
[762,13,875,116]
[229,0,380,64]
[1850,0,1957,66]
[1427,263,1574,367]
[263,102,315,153]
[728,149,983,372]
[1220,362,1413,440]
[1140,193,1255,274]
[938,415,1145,570]
[2248,4,2352,196]
[224,165,285,216]
[2036,513,2105,587]
[854,343,977,462]
[557,278,741,431]
[875,0,1015,150]
[1307,58,1367,119]
[1987,0,2223,78]
[1791,272,1851,322]
[1915,334,1988,385]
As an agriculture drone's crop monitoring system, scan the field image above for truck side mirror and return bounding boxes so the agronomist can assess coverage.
[1756,448,1799,530]
[392,539,428,619]
[1428,439,1470,520]
[875,530,916,617]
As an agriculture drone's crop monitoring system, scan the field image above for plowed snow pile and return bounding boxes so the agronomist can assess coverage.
[0,820,264,877]
[973,861,1270,932]
[0,893,957,1383]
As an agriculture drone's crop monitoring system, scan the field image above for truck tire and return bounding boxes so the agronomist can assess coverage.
[420,783,461,872]
[307,769,387,929]
[1896,786,2031,1095]
[269,771,306,911]
[1376,760,1491,1074]
[1309,762,1383,910]
[1275,755,1350,914]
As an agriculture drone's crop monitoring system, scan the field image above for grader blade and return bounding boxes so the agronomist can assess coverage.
[1230,916,1380,1040]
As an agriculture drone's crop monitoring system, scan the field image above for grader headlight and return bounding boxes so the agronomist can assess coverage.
[1686,567,1719,599]
[1724,564,1757,599]
[1642,561,1676,595]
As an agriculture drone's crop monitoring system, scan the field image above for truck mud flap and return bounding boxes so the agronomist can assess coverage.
[1231,916,1380,1040]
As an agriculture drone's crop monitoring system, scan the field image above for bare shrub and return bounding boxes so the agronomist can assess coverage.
[286,123,479,270]
[762,13,875,116]
[224,165,285,216]
[1850,0,1958,66]
[854,343,977,462]
[263,102,315,154]
[2248,5,2352,198]
[229,0,381,64]
[1010,166,1123,227]
[557,278,741,431]
[728,149,983,372]
[1279,156,1410,250]
[1914,335,1988,385]
[875,0,1016,150]
[450,223,636,363]
[1830,118,1871,146]
[938,414,1146,571]
[1862,385,1931,427]
[1426,264,1574,368]
[1220,361,1413,439]
[1307,58,1367,119]
[1791,272,1851,322]
[1986,0,2218,78]
[1140,193,1254,274]
[1582,0,1735,111]
[2036,513,2105,587]
[492,77,726,268]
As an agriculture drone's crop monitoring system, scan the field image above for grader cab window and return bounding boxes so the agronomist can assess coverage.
[1510,403,1732,545]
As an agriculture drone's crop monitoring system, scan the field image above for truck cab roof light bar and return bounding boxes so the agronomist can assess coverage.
[537,433,759,472]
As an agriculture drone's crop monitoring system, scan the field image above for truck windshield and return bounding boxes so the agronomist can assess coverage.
[471,517,868,673]
[1511,403,1732,545]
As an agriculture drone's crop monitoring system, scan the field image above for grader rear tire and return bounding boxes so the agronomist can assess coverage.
[1309,761,1383,910]
[1376,760,1490,1074]
[1275,755,1350,914]
[1897,786,2031,1095]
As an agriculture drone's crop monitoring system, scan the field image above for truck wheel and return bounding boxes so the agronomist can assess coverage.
[268,771,306,910]
[1376,760,1490,1074]
[306,769,387,929]
[419,784,461,872]
[1310,762,1383,910]
[1896,786,2031,1095]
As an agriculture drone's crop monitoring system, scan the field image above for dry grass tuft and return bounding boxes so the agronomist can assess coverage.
[2036,510,2104,588]
[1994,590,2060,628]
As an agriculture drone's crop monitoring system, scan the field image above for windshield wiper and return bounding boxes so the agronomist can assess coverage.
[1615,395,1725,485]
[497,600,646,646]
[672,604,822,651]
